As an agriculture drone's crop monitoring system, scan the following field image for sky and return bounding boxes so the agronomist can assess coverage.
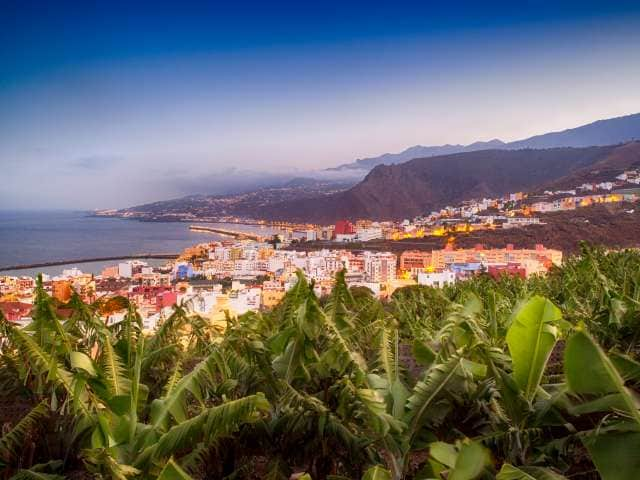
[2,1,640,210]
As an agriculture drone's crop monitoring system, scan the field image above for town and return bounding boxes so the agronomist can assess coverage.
[3,167,638,333]
[0,236,562,332]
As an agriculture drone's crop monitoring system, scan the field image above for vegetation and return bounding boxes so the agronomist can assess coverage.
[1,244,640,479]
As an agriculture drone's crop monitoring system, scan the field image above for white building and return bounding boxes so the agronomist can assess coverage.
[182,291,220,315]
[504,217,541,228]
[62,267,84,278]
[596,182,614,191]
[356,227,383,242]
[229,288,262,314]
[118,262,133,278]
[417,271,456,288]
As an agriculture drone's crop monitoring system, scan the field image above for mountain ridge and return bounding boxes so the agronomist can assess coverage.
[330,112,640,172]
[107,112,640,223]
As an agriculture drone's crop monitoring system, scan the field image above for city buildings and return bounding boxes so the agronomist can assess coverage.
[0,235,564,336]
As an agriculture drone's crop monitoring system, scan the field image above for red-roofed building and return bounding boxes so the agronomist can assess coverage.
[156,291,178,309]
[487,263,526,280]
[0,301,32,323]
[334,220,355,236]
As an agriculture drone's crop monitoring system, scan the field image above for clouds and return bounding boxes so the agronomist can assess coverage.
[66,155,122,171]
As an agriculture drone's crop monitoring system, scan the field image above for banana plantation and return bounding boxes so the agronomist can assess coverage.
[2,244,640,480]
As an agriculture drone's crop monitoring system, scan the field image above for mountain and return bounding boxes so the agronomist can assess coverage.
[542,141,640,191]
[329,140,506,171]
[330,112,640,173]
[257,142,640,223]
[109,113,640,223]
[508,112,640,149]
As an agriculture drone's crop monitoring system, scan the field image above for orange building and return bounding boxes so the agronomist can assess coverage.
[258,247,275,260]
[399,250,432,272]
[52,280,72,303]
[101,266,119,278]
[430,244,562,270]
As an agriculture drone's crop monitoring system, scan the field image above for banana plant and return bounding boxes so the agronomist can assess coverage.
[563,328,640,480]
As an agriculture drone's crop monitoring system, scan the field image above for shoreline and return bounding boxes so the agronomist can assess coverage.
[1,214,296,275]
[0,253,179,273]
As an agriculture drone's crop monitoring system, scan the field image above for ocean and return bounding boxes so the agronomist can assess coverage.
[0,210,288,276]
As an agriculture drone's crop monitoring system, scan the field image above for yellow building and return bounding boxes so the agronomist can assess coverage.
[258,246,275,260]
[72,274,96,302]
[262,287,286,309]
[229,247,243,261]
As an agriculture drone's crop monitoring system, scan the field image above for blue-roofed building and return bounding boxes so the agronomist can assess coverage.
[450,262,484,278]
[176,263,194,280]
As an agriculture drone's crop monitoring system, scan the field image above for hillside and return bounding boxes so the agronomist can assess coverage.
[289,202,640,255]
[541,141,640,191]
[107,113,640,222]
[331,112,640,172]
[259,143,640,222]
[95,178,353,221]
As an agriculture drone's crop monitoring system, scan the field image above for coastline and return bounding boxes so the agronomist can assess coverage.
[0,212,304,277]
[0,211,219,274]
[0,253,179,273]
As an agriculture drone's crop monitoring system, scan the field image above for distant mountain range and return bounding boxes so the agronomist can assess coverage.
[107,112,640,223]
[329,112,640,172]
[328,139,507,171]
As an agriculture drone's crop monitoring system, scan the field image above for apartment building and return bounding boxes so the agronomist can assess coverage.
[430,244,562,270]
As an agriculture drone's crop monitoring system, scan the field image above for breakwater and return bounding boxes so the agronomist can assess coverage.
[0,253,179,272]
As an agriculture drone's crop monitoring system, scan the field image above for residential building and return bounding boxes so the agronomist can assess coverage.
[355,227,383,241]
[52,279,72,303]
[118,262,133,278]
[334,220,355,236]
[399,250,431,272]
[417,271,456,288]
[430,244,562,270]
[364,252,397,283]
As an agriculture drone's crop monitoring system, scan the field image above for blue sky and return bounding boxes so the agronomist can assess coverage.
[2,1,640,209]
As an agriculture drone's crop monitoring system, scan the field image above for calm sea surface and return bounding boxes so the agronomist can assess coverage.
[0,210,289,276]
